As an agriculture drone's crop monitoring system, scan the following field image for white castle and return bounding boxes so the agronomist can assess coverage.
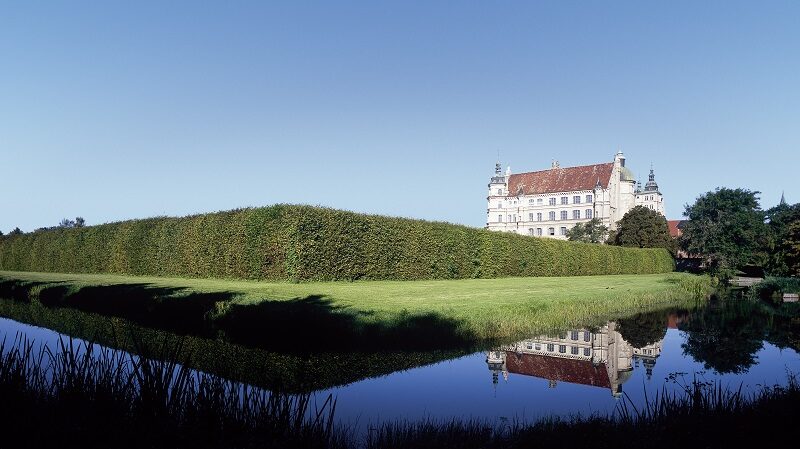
[486,151,665,239]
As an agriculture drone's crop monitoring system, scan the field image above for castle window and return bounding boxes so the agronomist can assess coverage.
[560,227,567,235]
[529,199,534,204]
[548,227,555,236]
[571,331,579,340]
[537,198,543,205]
[549,211,556,221]
[571,346,579,355]
[586,209,593,219]
[559,345,567,353]
[498,215,503,222]
[497,189,502,195]
[526,342,533,350]
[528,213,534,221]
[498,202,503,208]
[584,332,590,342]
[573,210,580,220]
[549,198,556,206]
[535,343,541,351]
[586,194,593,203]
[528,228,534,236]
[584,348,591,356]
[560,211,567,220]
[573,195,581,204]
[560,196,568,205]
[536,212,542,221]
[547,343,555,352]
[536,228,543,236]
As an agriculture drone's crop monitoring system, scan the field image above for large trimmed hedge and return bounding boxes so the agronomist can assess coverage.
[0,205,674,280]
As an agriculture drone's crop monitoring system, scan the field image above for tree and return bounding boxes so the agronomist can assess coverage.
[764,202,800,276]
[566,218,608,243]
[611,206,673,250]
[58,217,86,228]
[680,188,767,278]
[9,227,23,236]
[784,220,800,277]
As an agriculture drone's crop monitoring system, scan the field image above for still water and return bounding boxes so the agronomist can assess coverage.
[1,298,799,431]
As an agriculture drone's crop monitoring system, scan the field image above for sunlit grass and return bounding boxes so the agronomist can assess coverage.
[0,271,711,344]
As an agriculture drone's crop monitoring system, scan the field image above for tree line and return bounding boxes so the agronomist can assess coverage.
[567,188,800,279]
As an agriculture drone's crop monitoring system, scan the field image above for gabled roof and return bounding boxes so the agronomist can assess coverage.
[503,352,611,389]
[507,163,614,196]
[667,220,686,238]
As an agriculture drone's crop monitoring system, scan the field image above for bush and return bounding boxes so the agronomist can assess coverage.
[0,205,674,281]
[748,277,800,302]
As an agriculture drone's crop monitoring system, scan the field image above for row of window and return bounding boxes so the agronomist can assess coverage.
[524,342,592,356]
[528,227,566,236]
[497,209,594,223]
[495,194,594,204]
[536,195,594,206]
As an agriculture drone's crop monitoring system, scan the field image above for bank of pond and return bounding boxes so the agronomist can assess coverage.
[1,289,799,448]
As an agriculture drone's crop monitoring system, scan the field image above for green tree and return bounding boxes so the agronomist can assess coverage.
[611,206,672,250]
[679,188,767,278]
[9,227,23,236]
[764,202,800,276]
[566,218,608,243]
[784,220,800,277]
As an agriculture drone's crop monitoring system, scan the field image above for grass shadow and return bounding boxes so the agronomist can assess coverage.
[33,282,237,337]
[0,277,477,353]
[217,296,476,352]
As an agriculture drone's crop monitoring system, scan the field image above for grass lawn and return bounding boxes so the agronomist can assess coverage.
[0,271,710,348]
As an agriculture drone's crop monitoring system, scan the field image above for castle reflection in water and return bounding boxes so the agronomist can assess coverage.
[487,316,681,397]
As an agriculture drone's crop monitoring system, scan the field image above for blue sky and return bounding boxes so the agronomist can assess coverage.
[1,1,798,232]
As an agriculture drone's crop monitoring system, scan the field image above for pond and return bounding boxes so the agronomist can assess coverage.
[1,295,799,435]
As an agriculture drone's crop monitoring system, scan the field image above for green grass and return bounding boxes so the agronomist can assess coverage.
[0,271,711,347]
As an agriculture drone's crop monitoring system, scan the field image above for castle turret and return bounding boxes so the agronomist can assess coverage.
[487,161,509,228]
[634,165,665,215]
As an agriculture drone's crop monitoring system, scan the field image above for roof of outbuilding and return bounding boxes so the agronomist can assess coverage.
[506,163,614,196]
[667,220,686,238]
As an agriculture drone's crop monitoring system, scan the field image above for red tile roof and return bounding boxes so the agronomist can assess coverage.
[507,163,614,196]
[504,352,611,389]
[667,220,685,238]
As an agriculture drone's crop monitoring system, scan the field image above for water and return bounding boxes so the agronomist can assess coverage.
[1,297,799,433]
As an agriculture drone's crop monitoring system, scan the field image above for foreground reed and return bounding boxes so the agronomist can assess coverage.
[0,335,346,449]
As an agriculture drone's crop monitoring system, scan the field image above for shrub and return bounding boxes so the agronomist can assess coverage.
[0,205,674,281]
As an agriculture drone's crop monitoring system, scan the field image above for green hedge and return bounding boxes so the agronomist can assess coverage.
[0,205,674,281]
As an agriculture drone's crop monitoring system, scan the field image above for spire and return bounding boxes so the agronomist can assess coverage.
[780,191,787,205]
[644,165,659,192]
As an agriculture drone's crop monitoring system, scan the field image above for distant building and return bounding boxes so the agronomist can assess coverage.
[668,220,687,238]
[486,151,665,239]
[486,321,664,397]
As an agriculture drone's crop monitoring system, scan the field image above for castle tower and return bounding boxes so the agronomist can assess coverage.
[487,161,509,229]
[634,166,665,215]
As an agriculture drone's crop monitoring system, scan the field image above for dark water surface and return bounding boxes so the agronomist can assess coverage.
[1,297,799,433]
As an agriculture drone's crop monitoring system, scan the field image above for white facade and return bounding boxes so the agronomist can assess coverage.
[486,152,664,240]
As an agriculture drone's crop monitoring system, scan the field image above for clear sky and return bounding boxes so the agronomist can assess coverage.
[1,1,798,233]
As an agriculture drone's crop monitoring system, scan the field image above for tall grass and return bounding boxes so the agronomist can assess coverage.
[0,334,346,449]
